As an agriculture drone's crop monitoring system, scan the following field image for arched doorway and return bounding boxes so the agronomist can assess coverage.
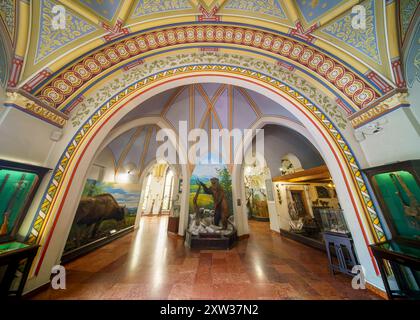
[138,162,176,216]
[23,73,385,292]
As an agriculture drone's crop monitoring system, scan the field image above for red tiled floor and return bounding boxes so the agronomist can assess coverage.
[31,216,382,300]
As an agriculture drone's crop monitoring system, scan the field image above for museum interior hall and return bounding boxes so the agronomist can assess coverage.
[0,0,419,301]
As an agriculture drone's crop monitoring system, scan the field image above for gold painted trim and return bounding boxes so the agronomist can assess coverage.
[4,90,68,127]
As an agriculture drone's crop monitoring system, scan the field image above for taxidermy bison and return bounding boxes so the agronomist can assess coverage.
[74,193,127,246]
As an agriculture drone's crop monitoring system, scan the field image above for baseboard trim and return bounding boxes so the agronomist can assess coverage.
[366,282,388,300]
[22,282,50,299]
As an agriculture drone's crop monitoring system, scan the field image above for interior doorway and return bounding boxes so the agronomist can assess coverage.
[139,162,176,216]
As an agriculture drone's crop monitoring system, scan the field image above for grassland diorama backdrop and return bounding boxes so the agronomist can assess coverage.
[189,159,233,219]
[64,179,141,252]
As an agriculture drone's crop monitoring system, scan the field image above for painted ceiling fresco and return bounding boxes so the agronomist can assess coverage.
[1,0,414,121]
[35,0,99,64]
[398,0,419,45]
[0,0,16,43]
[318,0,382,65]
[295,0,345,24]
[119,83,299,131]
[132,0,193,18]
[404,19,420,88]
[12,0,398,82]
[106,84,308,175]
[223,0,287,19]
[0,30,9,89]
[78,0,123,22]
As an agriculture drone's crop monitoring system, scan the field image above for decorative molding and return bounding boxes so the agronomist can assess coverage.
[391,58,406,88]
[366,71,393,94]
[290,21,317,43]
[198,5,220,22]
[22,68,52,92]
[276,61,294,71]
[3,90,68,127]
[349,90,409,128]
[66,52,349,130]
[101,19,130,42]
[31,25,381,111]
[7,55,23,87]
[122,59,145,71]
[66,95,85,114]
[366,282,388,300]
[335,98,352,115]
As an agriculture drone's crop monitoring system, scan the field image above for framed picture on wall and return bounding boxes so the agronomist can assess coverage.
[316,186,331,199]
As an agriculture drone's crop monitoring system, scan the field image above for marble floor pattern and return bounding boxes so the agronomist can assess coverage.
[31,216,381,300]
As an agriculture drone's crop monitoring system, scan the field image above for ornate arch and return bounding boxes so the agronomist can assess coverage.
[26,24,389,113]
[24,64,387,281]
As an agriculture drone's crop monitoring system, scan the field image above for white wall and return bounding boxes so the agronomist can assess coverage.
[0,108,57,167]
[357,108,420,167]
[86,147,116,182]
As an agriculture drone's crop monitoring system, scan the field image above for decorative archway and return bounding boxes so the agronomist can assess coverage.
[23,66,387,291]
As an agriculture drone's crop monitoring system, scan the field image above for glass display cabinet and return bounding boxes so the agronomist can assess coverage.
[319,208,350,235]
[363,160,420,299]
[363,160,420,243]
[0,159,49,297]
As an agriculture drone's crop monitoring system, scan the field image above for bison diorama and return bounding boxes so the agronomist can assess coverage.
[74,193,127,246]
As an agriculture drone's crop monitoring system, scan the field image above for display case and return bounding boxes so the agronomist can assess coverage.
[0,160,50,243]
[319,208,350,234]
[0,159,49,297]
[370,239,420,299]
[363,160,420,244]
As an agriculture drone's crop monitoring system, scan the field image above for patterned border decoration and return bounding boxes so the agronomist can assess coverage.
[27,64,385,257]
[349,91,410,128]
[30,25,381,111]
[4,91,68,127]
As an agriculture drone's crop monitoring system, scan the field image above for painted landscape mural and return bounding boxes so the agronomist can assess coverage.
[188,153,235,236]
[64,179,141,253]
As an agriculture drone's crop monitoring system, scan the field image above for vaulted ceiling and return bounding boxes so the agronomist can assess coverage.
[106,83,304,175]
[1,0,418,124]
[2,1,417,85]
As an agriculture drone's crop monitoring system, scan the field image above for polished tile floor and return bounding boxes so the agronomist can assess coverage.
[32,216,381,300]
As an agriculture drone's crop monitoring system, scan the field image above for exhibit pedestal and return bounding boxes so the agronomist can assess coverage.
[185,231,237,250]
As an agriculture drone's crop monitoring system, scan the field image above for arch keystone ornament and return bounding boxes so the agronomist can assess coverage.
[26,64,386,280]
